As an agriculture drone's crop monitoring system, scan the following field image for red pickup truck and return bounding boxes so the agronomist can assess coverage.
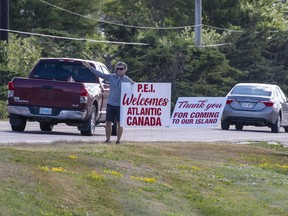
[7,58,110,136]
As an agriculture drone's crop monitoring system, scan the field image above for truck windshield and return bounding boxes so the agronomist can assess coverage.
[31,62,98,83]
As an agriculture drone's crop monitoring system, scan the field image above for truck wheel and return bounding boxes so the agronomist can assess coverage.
[40,123,53,131]
[81,105,97,136]
[10,116,27,132]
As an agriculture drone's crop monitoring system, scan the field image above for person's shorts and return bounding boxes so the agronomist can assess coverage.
[106,104,120,122]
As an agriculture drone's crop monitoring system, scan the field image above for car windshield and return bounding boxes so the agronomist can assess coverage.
[231,85,272,96]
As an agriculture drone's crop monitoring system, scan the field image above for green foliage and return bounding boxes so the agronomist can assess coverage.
[0,68,16,118]
[0,100,8,119]
[202,0,243,27]
[10,0,101,36]
[102,0,195,39]
[83,33,122,70]
[10,0,103,58]
[0,70,19,101]
[202,0,288,30]
[240,0,288,30]
[1,34,42,76]
[225,28,288,93]
[32,28,86,58]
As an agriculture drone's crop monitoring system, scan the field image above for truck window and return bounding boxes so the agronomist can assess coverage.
[101,66,110,75]
[95,65,110,84]
[31,62,56,80]
[72,65,98,83]
[31,62,99,83]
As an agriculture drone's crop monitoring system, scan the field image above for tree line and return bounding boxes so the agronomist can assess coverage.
[1,0,288,118]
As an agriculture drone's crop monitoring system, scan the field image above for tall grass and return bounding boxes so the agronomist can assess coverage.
[0,141,288,216]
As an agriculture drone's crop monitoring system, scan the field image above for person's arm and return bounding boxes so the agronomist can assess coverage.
[82,61,110,80]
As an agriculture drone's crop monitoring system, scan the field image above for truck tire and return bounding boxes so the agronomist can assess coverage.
[40,123,53,132]
[10,116,27,132]
[81,105,97,136]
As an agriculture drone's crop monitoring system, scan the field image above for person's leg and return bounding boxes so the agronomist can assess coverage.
[105,104,114,143]
[116,121,123,143]
[115,106,122,144]
[105,121,112,142]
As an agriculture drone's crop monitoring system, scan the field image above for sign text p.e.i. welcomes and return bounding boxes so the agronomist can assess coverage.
[121,83,171,127]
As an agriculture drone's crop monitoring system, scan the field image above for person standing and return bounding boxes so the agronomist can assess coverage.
[82,61,133,144]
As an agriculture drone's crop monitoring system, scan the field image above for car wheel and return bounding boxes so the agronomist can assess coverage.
[284,127,288,132]
[81,105,97,136]
[10,116,27,132]
[235,124,243,131]
[40,123,53,131]
[221,120,230,130]
[271,114,281,133]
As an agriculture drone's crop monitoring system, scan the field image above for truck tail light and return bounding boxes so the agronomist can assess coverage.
[80,86,88,104]
[8,81,14,90]
[8,81,14,98]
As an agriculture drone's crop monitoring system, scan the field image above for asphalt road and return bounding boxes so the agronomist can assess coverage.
[1,121,288,146]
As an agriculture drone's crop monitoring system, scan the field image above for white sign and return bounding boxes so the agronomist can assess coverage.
[121,83,171,127]
[171,97,226,128]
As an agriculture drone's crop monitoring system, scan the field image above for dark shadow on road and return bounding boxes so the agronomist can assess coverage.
[3,130,105,136]
[214,128,285,134]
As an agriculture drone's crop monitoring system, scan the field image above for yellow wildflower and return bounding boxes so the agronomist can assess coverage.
[104,169,122,177]
[38,166,49,171]
[51,167,65,172]
[191,166,201,171]
[130,176,156,183]
[87,171,105,181]
[68,155,78,160]
[275,164,288,169]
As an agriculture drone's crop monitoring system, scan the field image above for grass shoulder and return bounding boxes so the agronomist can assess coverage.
[0,141,288,216]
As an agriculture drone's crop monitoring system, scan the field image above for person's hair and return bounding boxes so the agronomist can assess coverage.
[116,61,128,70]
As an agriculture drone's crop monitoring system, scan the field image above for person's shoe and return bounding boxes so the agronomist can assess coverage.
[115,140,120,144]
[105,139,111,143]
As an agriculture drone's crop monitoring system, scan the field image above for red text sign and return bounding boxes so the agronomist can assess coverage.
[171,97,226,128]
[121,83,171,127]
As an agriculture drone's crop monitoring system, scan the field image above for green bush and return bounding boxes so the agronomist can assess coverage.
[0,100,8,119]
[0,69,19,101]
[0,70,17,119]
